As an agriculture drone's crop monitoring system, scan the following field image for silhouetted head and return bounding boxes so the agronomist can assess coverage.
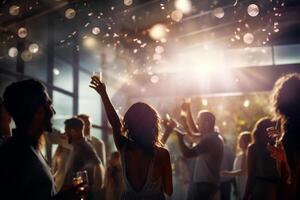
[252,117,275,146]
[271,73,300,120]
[64,117,84,144]
[3,79,54,136]
[196,110,216,134]
[77,114,91,137]
[237,131,251,153]
[123,102,161,154]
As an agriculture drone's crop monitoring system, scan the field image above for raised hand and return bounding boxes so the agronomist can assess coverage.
[181,98,191,112]
[162,116,177,132]
[89,76,106,95]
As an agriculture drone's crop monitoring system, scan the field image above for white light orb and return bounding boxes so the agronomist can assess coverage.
[65,8,76,19]
[243,33,254,44]
[124,0,133,6]
[17,27,28,38]
[213,7,225,19]
[149,24,167,40]
[175,0,192,14]
[9,5,20,16]
[92,27,100,35]
[202,99,208,106]
[171,10,183,22]
[8,47,18,58]
[53,68,60,75]
[247,4,259,17]
[28,43,39,53]
[243,99,250,107]
[21,50,32,61]
[150,75,159,83]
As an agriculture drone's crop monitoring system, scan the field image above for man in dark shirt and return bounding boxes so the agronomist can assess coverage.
[0,79,79,200]
[64,117,105,200]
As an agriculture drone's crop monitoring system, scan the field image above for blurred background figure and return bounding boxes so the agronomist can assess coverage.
[105,151,124,200]
[77,114,107,200]
[222,131,252,200]
[51,129,73,191]
[0,97,11,147]
[64,117,105,200]
[77,114,106,166]
[219,137,235,200]
[270,73,300,199]
[244,117,281,200]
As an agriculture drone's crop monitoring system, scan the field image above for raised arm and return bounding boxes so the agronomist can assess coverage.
[90,76,126,150]
[181,100,198,133]
[222,153,247,177]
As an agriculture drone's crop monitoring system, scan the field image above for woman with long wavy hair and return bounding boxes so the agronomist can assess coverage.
[90,76,172,200]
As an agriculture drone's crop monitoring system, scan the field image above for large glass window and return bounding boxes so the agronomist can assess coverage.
[79,71,102,126]
[53,58,73,92]
[274,44,300,65]
[226,47,273,67]
[24,53,47,81]
[52,91,73,131]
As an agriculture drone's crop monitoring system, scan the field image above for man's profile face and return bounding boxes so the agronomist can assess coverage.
[43,91,55,133]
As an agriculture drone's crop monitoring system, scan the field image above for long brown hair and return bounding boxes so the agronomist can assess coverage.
[123,102,162,154]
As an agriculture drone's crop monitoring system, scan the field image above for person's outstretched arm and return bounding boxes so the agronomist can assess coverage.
[90,76,126,150]
[181,100,198,133]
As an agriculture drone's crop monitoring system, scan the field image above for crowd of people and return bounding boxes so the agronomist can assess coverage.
[0,72,299,200]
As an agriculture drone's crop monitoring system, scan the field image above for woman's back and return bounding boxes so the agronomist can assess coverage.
[120,143,170,200]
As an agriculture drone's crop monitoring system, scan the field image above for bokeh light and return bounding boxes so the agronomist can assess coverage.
[9,5,20,16]
[8,47,18,58]
[28,43,39,54]
[174,0,192,14]
[149,24,167,40]
[65,8,76,19]
[247,4,259,17]
[17,27,28,38]
[171,10,183,22]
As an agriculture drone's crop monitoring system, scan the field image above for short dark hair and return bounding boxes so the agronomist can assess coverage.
[3,79,47,130]
[197,110,216,130]
[64,117,84,133]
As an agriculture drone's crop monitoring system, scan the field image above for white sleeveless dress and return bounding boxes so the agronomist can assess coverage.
[120,146,165,200]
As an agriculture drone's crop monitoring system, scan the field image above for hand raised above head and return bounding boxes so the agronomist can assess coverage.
[181,98,191,111]
[89,76,106,95]
[162,117,177,132]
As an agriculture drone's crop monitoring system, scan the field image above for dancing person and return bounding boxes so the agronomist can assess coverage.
[105,152,124,200]
[220,138,235,200]
[77,114,106,166]
[175,110,224,200]
[244,117,281,200]
[51,130,72,191]
[90,76,173,199]
[0,97,11,147]
[270,73,300,199]
[222,131,251,200]
[64,117,105,200]
[0,79,81,200]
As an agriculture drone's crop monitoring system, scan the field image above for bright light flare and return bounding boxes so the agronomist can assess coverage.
[149,24,167,40]
[175,0,192,14]
[83,37,97,48]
